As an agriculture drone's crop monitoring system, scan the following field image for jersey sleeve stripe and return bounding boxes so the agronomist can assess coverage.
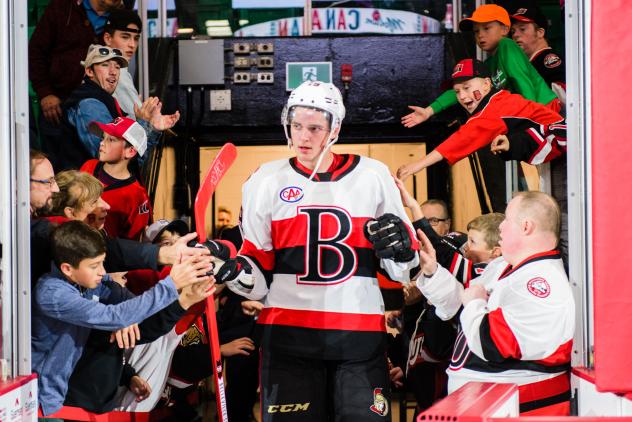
[480,308,523,361]
[240,239,275,271]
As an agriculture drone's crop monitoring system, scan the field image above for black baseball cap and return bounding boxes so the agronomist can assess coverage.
[104,8,143,34]
[511,7,548,30]
[452,59,491,83]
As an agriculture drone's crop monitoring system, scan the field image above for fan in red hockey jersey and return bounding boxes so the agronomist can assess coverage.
[219,81,420,421]
[81,116,151,241]
[415,191,574,416]
[397,59,567,180]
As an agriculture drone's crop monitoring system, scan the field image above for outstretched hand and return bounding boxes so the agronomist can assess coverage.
[220,337,256,357]
[396,161,424,182]
[490,134,510,155]
[129,375,152,402]
[241,300,264,317]
[461,284,489,306]
[158,232,211,266]
[110,323,140,349]
[149,100,180,131]
[416,229,438,277]
[401,105,434,128]
[170,255,214,290]
[134,96,158,122]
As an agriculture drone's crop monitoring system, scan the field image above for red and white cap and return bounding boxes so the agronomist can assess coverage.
[89,117,148,157]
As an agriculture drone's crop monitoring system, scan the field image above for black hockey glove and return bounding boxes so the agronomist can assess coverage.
[187,238,232,260]
[213,256,255,294]
[364,213,415,263]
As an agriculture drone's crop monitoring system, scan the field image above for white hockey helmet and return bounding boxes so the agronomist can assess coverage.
[281,81,346,146]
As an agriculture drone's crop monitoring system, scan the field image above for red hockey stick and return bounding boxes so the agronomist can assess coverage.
[194,142,237,422]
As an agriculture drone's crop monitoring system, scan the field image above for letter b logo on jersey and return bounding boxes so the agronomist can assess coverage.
[298,206,357,285]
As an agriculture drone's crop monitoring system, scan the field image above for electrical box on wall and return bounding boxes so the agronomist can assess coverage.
[178,39,224,85]
[210,89,231,111]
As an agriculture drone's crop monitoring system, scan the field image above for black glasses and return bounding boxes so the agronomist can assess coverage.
[30,177,57,188]
[97,47,123,57]
[427,217,449,226]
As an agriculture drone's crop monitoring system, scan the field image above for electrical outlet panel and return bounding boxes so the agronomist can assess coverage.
[233,72,251,84]
[257,56,274,69]
[256,43,274,54]
[257,72,274,84]
[210,89,231,111]
[233,43,251,54]
[234,57,251,68]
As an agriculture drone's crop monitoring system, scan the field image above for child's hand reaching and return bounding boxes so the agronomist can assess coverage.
[178,277,216,310]
[110,323,140,349]
[220,337,256,357]
[490,134,510,154]
[241,300,264,317]
[396,161,422,181]
[129,375,152,402]
[109,271,128,287]
[401,105,434,128]
[393,177,423,220]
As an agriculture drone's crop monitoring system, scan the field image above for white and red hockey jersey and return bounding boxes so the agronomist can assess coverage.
[416,251,574,391]
[236,154,419,360]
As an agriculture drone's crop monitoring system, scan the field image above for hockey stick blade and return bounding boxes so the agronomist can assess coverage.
[194,142,237,422]
[195,143,237,243]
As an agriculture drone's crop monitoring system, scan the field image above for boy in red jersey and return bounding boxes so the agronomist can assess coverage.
[81,116,151,240]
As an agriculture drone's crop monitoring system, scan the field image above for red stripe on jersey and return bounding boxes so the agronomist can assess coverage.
[488,308,522,359]
[240,239,275,271]
[377,272,403,289]
[271,214,372,249]
[534,339,572,366]
[449,253,460,274]
[258,307,386,332]
[519,372,570,404]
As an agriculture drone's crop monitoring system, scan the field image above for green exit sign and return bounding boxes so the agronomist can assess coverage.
[286,62,333,91]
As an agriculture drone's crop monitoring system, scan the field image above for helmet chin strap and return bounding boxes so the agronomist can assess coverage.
[307,134,338,181]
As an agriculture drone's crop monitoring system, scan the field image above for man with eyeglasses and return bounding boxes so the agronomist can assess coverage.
[59,44,179,171]
[420,199,452,237]
[30,150,60,217]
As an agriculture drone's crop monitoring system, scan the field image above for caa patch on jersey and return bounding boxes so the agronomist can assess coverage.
[527,277,550,298]
[544,53,561,68]
[279,186,304,203]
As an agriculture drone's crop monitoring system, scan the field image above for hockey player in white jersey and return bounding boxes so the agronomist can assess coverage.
[415,191,574,416]
[220,81,420,421]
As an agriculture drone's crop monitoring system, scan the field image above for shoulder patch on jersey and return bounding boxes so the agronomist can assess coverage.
[527,277,550,298]
[279,186,304,203]
[544,53,561,68]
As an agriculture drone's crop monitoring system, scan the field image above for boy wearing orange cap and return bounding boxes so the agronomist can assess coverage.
[402,4,559,129]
